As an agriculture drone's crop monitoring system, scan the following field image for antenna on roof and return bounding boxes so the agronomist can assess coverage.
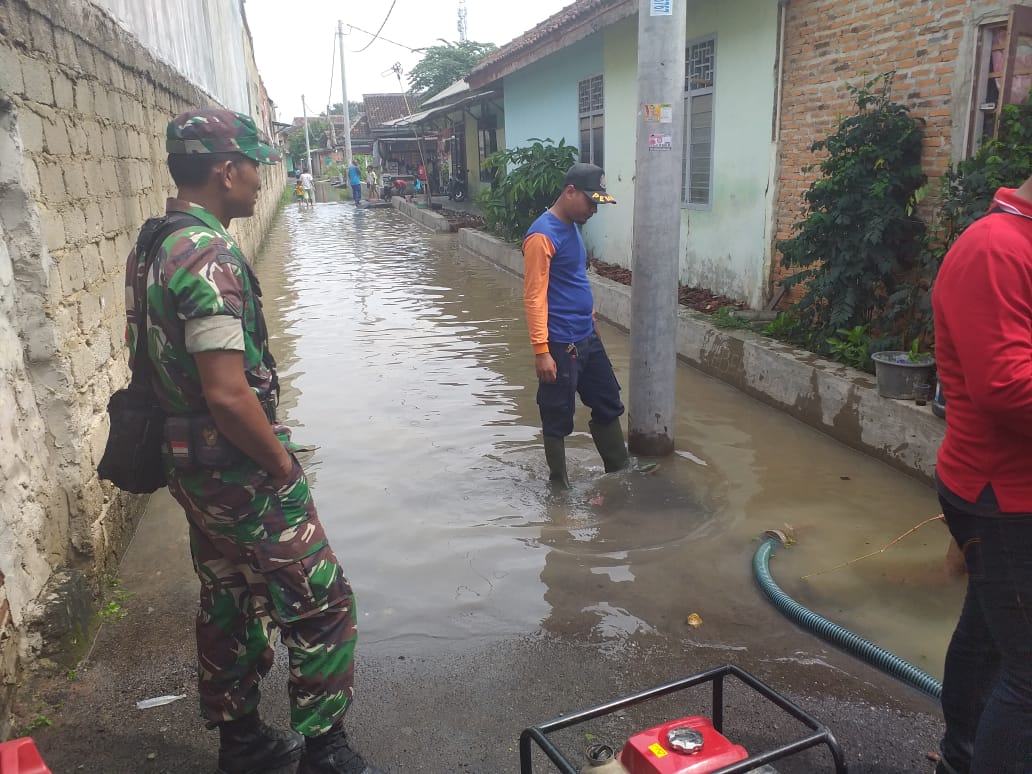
[457,0,467,43]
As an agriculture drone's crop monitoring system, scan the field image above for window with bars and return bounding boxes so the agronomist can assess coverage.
[578,74,604,168]
[478,115,499,182]
[682,37,715,207]
[969,6,1032,154]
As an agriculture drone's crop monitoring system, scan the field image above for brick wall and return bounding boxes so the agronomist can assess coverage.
[772,0,1009,303]
[0,0,284,736]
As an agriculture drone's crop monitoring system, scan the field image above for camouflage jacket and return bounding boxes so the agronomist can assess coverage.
[125,199,275,415]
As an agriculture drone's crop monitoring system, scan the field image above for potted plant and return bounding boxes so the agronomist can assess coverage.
[871,338,935,400]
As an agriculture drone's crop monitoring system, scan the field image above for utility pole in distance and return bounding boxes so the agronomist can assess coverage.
[302,94,312,175]
[628,0,686,457]
[338,20,353,163]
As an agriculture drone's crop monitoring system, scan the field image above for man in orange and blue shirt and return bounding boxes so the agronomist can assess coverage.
[522,162,629,487]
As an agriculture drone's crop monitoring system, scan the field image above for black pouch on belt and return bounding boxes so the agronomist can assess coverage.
[191,416,244,468]
[164,415,244,470]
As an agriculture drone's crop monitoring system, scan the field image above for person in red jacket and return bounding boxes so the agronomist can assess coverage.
[932,182,1032,774]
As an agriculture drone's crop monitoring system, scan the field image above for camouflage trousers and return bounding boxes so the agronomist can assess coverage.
[168,454,357,737]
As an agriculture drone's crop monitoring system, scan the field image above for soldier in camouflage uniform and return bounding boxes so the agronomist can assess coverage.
[125,109,383,774]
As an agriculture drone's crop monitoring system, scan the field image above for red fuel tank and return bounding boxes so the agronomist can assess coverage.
[0,738,52,774]
[620,716,748,774]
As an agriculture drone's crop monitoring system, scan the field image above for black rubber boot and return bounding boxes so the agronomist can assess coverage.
[589,419,630,473]
[543,435,570,488]
[299,725,385,774]
[215,713,304,774]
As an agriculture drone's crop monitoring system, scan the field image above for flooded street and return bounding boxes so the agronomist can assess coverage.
[31,202,954,773]
[262,202,956,672]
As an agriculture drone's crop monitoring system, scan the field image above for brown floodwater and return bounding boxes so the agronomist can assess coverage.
[256,202,958,682]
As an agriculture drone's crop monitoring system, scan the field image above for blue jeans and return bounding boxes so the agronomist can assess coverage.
[351,183,362,203]
[537,331,624,438]
[938,497,1032,773]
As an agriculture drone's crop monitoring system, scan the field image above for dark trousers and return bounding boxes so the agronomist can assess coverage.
[537,331,624,437]
[938,497,1032,773]
[350,183,361,203]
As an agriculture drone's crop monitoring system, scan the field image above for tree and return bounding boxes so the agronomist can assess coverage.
[329,101,364,117]
[777,73,926,351]
[408,40,497,101]
[287,118,331,167]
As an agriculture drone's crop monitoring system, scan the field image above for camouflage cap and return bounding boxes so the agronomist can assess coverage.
[166,108,282,164]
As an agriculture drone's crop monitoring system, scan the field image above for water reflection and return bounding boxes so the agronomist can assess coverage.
[254,202,957,680]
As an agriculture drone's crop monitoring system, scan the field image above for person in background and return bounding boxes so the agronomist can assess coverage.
[366,165,378,201]
[129,108,383,774]
[522,162,630,488]
[931,176,1032,774]
[347,159,362,205]
[298,168,315,208]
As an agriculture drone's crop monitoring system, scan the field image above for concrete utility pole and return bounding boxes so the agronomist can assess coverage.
[302,95,312,175]
[338,20,353,163]
[627,0,687,457]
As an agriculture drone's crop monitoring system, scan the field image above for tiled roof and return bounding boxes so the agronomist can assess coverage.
[349,113,372,140]
[469,0,634,87]
[362,93,419,131]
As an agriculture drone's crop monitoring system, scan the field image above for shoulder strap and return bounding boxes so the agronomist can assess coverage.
[130,212,206,384]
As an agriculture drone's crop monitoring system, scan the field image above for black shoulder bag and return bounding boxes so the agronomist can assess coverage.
[97,212,202,493]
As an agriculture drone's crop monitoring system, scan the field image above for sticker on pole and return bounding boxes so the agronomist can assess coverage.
[650,0,673,15]
[643,104,673,124]
[648,133,673,151]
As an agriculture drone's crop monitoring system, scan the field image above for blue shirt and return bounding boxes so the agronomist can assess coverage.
[523,210,594,347]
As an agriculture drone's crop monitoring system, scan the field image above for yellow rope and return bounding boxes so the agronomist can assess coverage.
[800,514,945,580]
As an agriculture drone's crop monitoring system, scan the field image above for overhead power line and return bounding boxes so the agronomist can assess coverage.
[350,0,399,53]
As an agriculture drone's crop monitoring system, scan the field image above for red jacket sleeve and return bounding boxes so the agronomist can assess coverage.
[946,222,1032,434]
[522,233,553,355]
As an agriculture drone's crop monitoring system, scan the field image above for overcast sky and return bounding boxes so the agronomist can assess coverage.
[244,0,569,123]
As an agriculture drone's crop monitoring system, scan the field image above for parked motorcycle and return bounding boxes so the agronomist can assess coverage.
[446,169,468,202]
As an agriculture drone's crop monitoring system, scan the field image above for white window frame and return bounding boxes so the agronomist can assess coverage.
[578,73,604,168]
[682,35,716,209]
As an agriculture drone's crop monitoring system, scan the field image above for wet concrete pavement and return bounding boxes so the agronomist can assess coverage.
[26,203,954,772]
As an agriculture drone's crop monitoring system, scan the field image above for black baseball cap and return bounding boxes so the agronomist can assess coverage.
[563,162,616,204]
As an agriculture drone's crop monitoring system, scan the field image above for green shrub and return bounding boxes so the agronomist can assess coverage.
[777,72,926,353]
[825,325,874,372]
[477,138,578,242]
[888,95,1032,344]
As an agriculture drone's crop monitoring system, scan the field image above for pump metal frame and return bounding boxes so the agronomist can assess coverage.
[519,664,848,774]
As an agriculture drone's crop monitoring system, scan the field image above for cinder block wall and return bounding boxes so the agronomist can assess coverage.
[0,0,284,735]
[771,0,1004,301]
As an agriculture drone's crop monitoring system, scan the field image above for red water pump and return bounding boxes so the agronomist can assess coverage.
[518,665,847,774]
[619,715,751,774]
[0,738,52,774]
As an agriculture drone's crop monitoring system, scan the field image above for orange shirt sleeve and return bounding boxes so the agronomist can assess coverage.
[522,232,554,355]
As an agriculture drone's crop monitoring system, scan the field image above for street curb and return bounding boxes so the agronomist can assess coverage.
[391,198,453,233]
[457,227,943,483]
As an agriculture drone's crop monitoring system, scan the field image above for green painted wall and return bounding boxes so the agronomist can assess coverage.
[678,0,779,305]
[585,1,779,306]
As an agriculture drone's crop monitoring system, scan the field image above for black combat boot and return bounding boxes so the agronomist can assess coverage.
[215,712,304,774]
[299,724,385,774]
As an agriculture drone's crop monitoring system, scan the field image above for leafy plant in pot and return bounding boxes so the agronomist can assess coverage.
[871,338,935,400]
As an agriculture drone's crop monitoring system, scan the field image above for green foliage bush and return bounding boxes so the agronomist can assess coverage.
[477,138,578,242]
[777,73,926,353]
[889,96,1032,344]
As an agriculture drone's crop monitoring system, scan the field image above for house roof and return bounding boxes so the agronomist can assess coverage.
[362,93,419,131]
[385,89,497,129]
[420,79,470,108]
[468,0,635,88]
